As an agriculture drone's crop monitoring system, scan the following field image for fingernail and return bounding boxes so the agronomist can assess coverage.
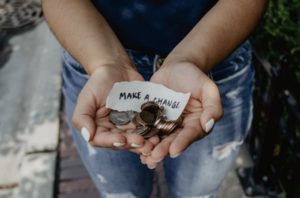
[130,143,142,148]
[113,142,125,147]
[170,152,182,158]
[205,119,215,133]
[81,127,90,142]
[153,158,163,163]
[142,152,151,156]
[148,164,157,169]
[140,157,146,164]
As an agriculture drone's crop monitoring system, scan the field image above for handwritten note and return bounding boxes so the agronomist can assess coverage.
[106,81,191,120]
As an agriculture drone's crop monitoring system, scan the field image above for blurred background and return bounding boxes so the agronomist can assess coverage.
[0,0,299,198]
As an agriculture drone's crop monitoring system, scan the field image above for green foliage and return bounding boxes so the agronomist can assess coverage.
[253,0,300,78]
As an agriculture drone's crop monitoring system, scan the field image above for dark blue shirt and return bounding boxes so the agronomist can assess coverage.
[93,0,217,56]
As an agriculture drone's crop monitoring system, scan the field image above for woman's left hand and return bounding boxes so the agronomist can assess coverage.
[140,61,223,169]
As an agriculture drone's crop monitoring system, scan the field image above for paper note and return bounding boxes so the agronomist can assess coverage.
[106,81,191,120]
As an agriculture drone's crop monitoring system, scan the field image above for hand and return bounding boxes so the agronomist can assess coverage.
[72,65,159,154]
[140,62,223,168]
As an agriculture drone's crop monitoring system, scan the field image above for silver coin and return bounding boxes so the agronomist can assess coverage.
[127,111,136,121]
[109,110,132,125]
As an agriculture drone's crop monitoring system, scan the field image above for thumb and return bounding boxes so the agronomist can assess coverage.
[199,82,223,133]
[72,87,97,142]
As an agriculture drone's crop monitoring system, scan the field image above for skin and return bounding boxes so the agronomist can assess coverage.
[42,0,268,168]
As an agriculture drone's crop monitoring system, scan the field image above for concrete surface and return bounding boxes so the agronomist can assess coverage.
[0,21,62,197]
[152,145,268,198]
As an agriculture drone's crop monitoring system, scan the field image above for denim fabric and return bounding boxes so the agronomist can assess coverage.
[62,41,254,198]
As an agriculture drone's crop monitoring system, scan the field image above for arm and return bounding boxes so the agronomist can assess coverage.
[143,0,268,168]
[164,0,268,72]
[42,0,133,75]
[42,0,158,154]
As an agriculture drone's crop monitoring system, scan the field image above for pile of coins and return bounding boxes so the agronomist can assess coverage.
[109,101,182,138]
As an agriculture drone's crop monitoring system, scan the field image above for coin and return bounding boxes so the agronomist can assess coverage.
[132,113,146,127]
[126,111,136,120]
[141,101,158,111]
[155,116,182,135]
[135,125,152,136]
[141,101,164,125]
[129,101,182,138]
[139,110,156,125]
[143,128,159,139]
[141,101,164,118]
[109,110,132,125]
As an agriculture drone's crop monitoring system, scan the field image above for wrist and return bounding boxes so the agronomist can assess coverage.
[162,57,210,74]
[163,53,210,74]
[85,58,134,76]
[88,62,143,82]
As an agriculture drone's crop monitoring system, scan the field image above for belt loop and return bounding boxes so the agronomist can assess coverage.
[208,72,214,81]
[153,54,159,73]
[154,56,165,72]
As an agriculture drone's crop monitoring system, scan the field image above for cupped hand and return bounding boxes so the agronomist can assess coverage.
[72,65,159,155]
[140,62,223,168]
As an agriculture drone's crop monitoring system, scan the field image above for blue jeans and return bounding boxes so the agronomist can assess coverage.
[62,41,254,198]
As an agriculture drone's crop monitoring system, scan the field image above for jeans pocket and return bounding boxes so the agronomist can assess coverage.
[63,51,88,77]
[62,52,88,103]
[210,41,252,83]
[210,63,255,147]
[218,63,254,108]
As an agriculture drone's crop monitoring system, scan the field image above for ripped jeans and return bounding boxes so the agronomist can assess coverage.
[62,41,254,198]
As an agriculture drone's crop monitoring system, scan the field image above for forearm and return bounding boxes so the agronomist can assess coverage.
[164,0,268,72]
[42,0,133,75]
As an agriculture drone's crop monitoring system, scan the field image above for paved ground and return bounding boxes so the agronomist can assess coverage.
[57,106,260,198]
[0,21,269,198]
[57,110,170,198]
[0,22,61,197]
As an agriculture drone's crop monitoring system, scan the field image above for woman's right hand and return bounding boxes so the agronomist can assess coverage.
[72,65,160,155]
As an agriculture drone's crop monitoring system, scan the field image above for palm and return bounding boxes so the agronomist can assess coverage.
[140,62,222,167]
[73,65,159,152]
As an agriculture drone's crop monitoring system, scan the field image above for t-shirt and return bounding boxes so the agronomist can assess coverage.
[92,0,217,56]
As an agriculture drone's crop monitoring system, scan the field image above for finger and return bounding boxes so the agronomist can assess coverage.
[95,106,111,119]
[140,155,147,164]
[182,112,202,124]
[128,139,154,155]
[200,81,223,133]
[123,133,145,148]
[147,163,158,169]
[140,156,159,170]
[185,98,203,113]
[142,156,159,169]
[169,120,203,157]
[128,135,158,155]
[95,116,117,129]
[147,135,160,146]
[111,128,126,133]
[115,122,136,131]
[147,133,177,163]
[72,88,97,142]
[137,140,155,156]
[91,128,127,148]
